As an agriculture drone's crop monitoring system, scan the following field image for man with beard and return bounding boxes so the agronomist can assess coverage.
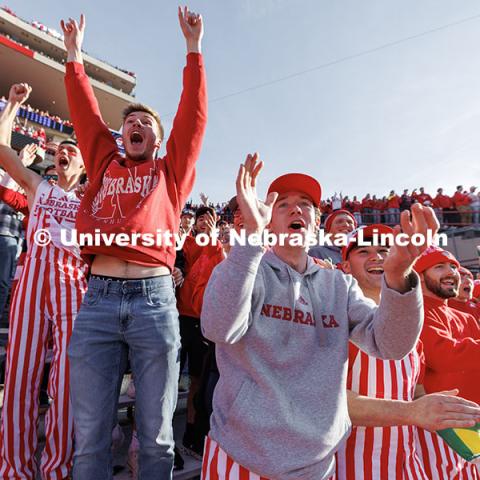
[336,226,480,479]
[449,267,480,322]
[200,153,435,480]
[61,7,207,478]
[0,84,88,479]
[414,247,480,479]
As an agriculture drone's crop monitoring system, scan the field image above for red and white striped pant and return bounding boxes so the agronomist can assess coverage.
[0,254,87,479]
[201,436,336,480]
[416,428,479,480]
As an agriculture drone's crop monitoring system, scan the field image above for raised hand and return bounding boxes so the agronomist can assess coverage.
[199,192,209,206]
[178,6,203,53]
[60,14,85,61]
[383,203,439,292]
[411,389,480,431]
[235,153,278,236]
[8,83,32,106]
[18,143,37,166]
[203,212,216,237]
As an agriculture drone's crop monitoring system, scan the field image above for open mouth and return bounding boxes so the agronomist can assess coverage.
[130,131,144,145]
[288,220,305,230]
[58,157,69,168]
[367,266,384,275]
[441,279,456,287]
[463,286,472,294]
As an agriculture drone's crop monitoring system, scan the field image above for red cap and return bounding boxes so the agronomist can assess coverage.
[459,267,474,280]
[267,173,321,207]
[324,209,358,233]
[473,280,480,299]
[413,246,460,274]
[342,224,394,261]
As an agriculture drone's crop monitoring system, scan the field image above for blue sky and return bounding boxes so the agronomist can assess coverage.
[7,0,480,203]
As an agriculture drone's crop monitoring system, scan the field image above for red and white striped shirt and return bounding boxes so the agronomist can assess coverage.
[27,180,83,261]
[336,343,428,479]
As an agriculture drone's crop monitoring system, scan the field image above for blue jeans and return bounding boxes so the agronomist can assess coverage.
[68,275,180,480]
[0,235,20,323]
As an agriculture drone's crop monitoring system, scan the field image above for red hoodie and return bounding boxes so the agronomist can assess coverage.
[420,295,480,403]
[448,298,480,323]
[177,235,222,317]
[64,54,207,268]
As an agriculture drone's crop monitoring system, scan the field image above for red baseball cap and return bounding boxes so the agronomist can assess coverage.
[324,209,358,233]
[267,173,321,207]
[413,246,460,274]
[342,224,395,261]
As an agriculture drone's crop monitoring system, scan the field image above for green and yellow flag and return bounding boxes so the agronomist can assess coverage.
[437,423,480,463]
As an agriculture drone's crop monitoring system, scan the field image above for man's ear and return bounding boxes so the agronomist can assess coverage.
[342,261,351,274]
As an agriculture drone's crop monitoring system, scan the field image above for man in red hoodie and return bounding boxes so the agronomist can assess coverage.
[61,8,207,479]
[449,266,480,322]
[413,247,480,479]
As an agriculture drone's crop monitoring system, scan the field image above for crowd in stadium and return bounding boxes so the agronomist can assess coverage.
[1,5,136,78]
[0,6,479,480]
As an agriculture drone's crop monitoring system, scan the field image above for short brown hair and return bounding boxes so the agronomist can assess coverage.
[122,103,164,141]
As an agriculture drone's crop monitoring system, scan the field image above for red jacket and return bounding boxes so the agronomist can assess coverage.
[177,235,222,318]
[64,54,207,268]
[0,185,29,229]
[420,295,480,404]
[452,191,470,207]
[433,194,452,209]
[191,249,225,318]
[415,193,433,205]
[448,298,480,323]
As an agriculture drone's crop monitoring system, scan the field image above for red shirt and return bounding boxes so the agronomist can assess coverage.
[64,54,207,268]
[386,195,400,209]
[420,295,480,404]
[452,191,469,207]
[361,198,373,209]
[415,193,433,205]
[433,194,452,209]
[351,201,361,213]
[448,298,480,323]
[177,235,222,318]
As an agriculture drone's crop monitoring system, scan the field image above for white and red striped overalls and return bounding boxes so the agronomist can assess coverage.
[336,343,428,479]
[0,181,88,479]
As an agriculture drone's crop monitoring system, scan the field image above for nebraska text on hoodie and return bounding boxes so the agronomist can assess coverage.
[201,244,424,480]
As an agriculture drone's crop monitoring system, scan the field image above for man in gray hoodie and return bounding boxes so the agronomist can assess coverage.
[200,153,438,480]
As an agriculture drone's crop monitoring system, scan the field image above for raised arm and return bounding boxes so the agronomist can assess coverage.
[61,14,117,179]
[201,154,277,343]
[349,205,439,359]
[164,7,207,205]
[0,84,41,196]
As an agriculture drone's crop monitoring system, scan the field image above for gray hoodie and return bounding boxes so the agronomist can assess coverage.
[201,244,423,480]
